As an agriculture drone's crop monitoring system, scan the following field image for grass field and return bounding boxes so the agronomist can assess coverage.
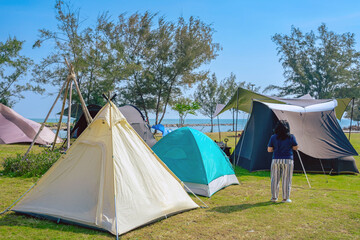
[0,133,359,239]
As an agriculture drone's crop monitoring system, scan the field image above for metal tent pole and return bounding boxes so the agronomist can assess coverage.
[236,109,251,166]
[217,115,221,141]
[296,150,311,188]
[349,97,355,141]
[234,88,239,166]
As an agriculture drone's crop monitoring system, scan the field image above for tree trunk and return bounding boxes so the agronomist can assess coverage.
[155,88,162,125]
[210,116,213,132]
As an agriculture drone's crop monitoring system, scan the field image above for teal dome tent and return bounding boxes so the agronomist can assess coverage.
[152,127,239,197]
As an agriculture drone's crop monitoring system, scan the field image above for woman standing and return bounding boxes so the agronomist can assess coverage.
[267,120,298,203]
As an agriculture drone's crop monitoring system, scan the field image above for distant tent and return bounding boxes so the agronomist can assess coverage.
[152,124,172,136]
[71,104,156,147]
[12,102,198,236]
[70,104,102,138]
[223,88,359,174]
[152,127,239,197]
[0,103,62,145]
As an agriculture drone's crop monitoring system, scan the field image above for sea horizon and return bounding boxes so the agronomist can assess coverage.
[31,117,354,135]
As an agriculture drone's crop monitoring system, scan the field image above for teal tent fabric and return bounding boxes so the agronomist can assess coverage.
[152,127,235,185]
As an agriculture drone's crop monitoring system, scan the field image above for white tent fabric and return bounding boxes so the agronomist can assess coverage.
[12,102,198,236]
[261,99,338,113]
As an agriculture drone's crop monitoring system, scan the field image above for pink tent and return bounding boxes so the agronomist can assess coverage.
[0,103,62,145]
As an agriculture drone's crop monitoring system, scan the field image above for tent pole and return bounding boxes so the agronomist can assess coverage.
[236,111,251,166]
[114,195,119,240]
[217,115,221,141]
[52,79,70,151]
[21,80,68,162]
[234,88,239,166]
[349,97,355,141]
[296,150,311,188]
[236,101,252,166]
[64,58,93,125]
[67,81,73,150]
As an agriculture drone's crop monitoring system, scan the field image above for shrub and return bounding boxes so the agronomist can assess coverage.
[1,149,63,177]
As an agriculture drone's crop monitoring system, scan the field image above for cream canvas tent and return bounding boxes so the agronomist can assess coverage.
[0,103,62,145]
[12,101,198,236]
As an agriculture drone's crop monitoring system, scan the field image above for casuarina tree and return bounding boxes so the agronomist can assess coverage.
[194,73,226,132]
[267,24,360,99]
[0,37,40,107]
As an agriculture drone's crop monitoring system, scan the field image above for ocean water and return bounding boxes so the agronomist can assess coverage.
[31,117,353,135]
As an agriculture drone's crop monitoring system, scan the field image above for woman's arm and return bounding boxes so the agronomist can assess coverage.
[292,145,298,151]
[267,147,274,152]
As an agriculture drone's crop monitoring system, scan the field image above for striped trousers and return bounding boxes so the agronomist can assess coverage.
[271,159,294,200]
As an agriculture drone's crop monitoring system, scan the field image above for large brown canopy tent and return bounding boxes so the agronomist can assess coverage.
[0,103,62,145]
[216,88,358,174]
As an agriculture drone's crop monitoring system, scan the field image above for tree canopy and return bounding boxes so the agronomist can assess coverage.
[267,24,360,99]
[32,1,220,124]
[194,73,226,132]
[170,97,199,126]
[0,37,41,107]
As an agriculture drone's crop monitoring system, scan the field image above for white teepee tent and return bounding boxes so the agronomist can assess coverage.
[12,102,198,235]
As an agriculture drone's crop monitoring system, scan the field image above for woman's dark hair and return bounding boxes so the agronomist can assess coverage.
[274,120,291,140]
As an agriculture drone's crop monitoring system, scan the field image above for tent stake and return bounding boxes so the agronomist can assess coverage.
[296,150,311,188]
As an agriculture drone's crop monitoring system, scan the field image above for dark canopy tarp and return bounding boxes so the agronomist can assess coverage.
[218,87,352,120]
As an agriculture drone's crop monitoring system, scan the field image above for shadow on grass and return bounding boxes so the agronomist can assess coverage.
[0,212,111,237]
[208,201,275,213]
[234,166,270,178]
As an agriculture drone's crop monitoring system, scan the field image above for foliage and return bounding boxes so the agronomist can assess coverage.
[102,13,221,124]
[32,1,114,106]
[170,97,200,126]
[0,37,41,107]
[345,99,360,126]
[194,73,226,132]
[32,2,220,122]
[267,24,360,99]
[1,149,62,177]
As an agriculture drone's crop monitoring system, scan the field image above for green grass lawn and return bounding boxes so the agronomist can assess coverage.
[0,133,359,239]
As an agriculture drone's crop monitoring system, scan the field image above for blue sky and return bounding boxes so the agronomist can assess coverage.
[1,0,360,119]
